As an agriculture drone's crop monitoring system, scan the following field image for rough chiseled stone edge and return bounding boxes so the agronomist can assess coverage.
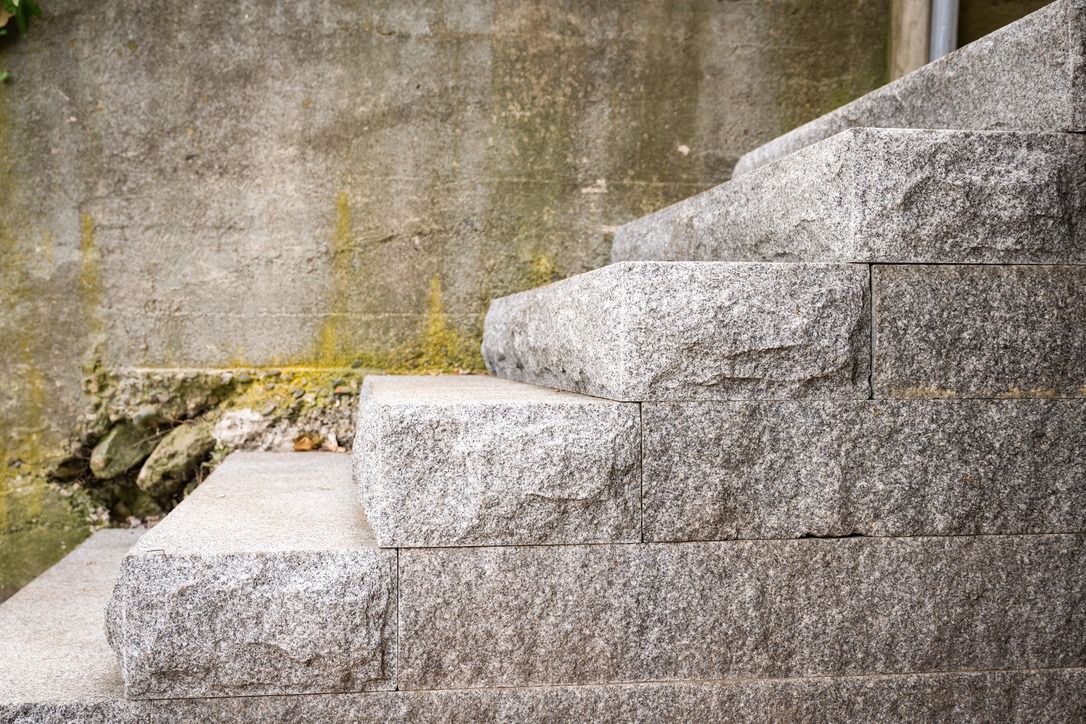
[108,548,398,700]
[4,670,1086,724]
[613,130,1086,265]
[733,0,1079,176]
[641,399,1086,543]
[484,262,871,401]
[397,536,1086,691]
[353,376,642,548]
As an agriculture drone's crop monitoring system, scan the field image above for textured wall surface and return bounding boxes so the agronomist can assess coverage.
[0,0,893,599]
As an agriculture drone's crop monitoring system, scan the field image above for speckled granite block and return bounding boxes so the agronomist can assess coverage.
[106,452,397,700]
[873,265,1086,399]
[5,529,1086,722]
[612,130,1086,264]
[732,0,1086,176]
[399,536,1086,690]
[483,262,870,401]
[353,375,640,547]
[642,400,1086,542]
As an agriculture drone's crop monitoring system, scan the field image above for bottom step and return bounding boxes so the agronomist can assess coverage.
[2,529,1086,723]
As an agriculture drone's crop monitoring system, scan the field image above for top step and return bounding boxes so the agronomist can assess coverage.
[733,0,1086,177]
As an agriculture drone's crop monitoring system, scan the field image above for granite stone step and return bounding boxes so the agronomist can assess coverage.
[105,452,397,700]
[612,129,1086,264]
[732,0,1086,176]
[5,531,1086,722]
[483,262,870,401]
[873,264,1086,399]
[399,535,1086,691]
[642,399,1086,543]
[354,375,641,548]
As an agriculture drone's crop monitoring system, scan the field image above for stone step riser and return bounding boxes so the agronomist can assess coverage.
[399,536,1086,691]
[106,454,397,700]
[483,262,872,402]
[732,0,1086,176]
[6,533,1086,721]
[613,130,1086,265]
[354,375,641,548]
[643,399,1086,543]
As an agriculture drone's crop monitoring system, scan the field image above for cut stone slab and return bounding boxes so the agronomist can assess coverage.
[399,535,1086,690]
[873,265,1086,399]
[642,399,1086,542]
[353,375,640,548]
[612,129,1086,264]
[4,530,1086,722]
[732,0,1086,176]
[483,262,870,401]
[106,452,397,700]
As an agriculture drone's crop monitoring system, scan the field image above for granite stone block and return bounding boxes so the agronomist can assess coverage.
[873,265,1086,398]
[106,452,397,700]
[642,400,1086,542]
[612,129,1086,264]
[399,536,1086,690]
[5,525,1086,722]
[353,375,641,547]
[732,0,1086,175]
[483,262,870,401]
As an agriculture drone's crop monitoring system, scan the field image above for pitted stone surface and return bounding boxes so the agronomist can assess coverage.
[353,375,640,547]
[399,536,1086,690]
[5,529,1086,722]
[106,452,397,700]
[483,262,870,401]
[642,400,1086,542]
[612,130,1086,264]
[873,265,1086,399]
[733,0,1086,175]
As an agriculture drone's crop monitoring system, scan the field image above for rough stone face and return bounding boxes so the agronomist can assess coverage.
[642,400,1086,542]
[483,262,870,401]
[353,375,640,548]
[89,423,160,480]
[106,452,397,700]
[733,0,1086,175]
[873,265,1086,398]
[399,536,1086,690]
[612,129,1086,264]
[135,421,215,499]
[5,524,1086,722]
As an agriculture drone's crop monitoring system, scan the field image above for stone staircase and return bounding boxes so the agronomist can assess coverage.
[3,2,1086,721]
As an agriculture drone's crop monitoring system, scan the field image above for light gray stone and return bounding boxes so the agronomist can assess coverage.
[642,400,1086,542]
[4,527,1086,723]
[106,452,397,700]
[399,536,1086,690]
[483,262,870,401]
[733,0,1086,176]
[353,375,640,548]
[873,265,1086,399]
[613,129,1086,264]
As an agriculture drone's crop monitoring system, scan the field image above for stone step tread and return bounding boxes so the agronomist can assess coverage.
[483,262,871,402]
[732,0,1086,176]
[354,375,640,548]
[613,129,1086,264]
[5,524,1086,722]
[106,452,397,700]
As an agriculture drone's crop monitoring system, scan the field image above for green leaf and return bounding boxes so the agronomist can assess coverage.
[25,0,40,19]
[0,71,10,83]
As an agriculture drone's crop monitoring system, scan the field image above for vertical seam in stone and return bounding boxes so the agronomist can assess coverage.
[868,263,876,400]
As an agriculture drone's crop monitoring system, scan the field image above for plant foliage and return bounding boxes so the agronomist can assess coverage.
[1,0,44,82]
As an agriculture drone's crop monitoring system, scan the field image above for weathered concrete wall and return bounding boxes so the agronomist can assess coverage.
[959,0,1053,44]
[0,0,895,598]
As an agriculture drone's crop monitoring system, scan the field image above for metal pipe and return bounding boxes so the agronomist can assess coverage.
[930,0,959,62]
